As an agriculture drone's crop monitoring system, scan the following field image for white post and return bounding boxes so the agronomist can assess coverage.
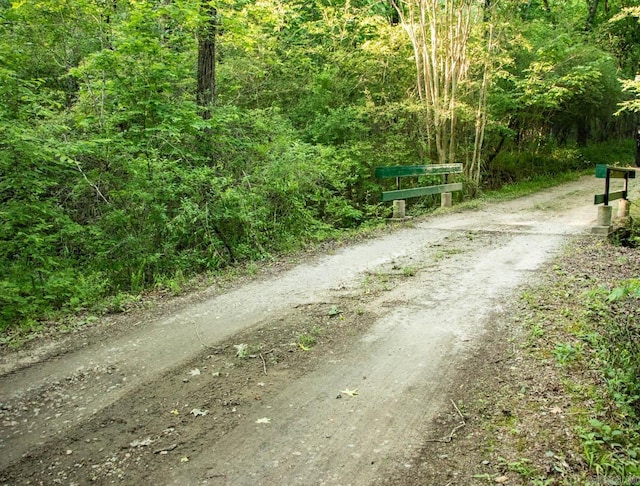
[592,205,613,235]
[597,205,613,226]
[393,200,406,219]
[617,199,630,219]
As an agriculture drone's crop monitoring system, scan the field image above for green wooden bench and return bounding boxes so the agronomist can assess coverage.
[375,163,463,203]
[592,164,639,233]
[594,164,636,205]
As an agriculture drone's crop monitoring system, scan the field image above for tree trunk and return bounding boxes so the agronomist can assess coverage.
[470,21,494,187]
[389,0,400,25]
[585,0,599,30]
[197,2,217,120]
[635,125,640,167]
[577,117,589,147]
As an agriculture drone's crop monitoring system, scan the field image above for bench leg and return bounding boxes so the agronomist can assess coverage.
[592,205,613,235]
[617,199,630,219]
[597,205,612,226]
[393,200,406,219]
[441,192,452,208]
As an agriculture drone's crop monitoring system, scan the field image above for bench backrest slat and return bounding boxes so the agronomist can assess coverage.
[375,163,462,179]
[595,164,637,179]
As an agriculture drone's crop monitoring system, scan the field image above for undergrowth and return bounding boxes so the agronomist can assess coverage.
[520,212,640,482]
[1,139,633,343]
[576,285,640,479]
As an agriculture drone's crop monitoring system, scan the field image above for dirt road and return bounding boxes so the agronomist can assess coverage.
[0,177,621,485]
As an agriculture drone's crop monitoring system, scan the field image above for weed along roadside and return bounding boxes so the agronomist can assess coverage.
[515,233,640,483]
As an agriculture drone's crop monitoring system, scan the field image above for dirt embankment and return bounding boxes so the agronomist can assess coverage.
[0,176,626,485]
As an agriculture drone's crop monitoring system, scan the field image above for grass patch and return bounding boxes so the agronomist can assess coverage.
[455,200,640,485]
[480,171,588,203]
[516,232,640,481]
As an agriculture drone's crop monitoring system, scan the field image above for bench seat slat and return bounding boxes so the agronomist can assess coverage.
[381,183,463,202]
[594,191,626,205]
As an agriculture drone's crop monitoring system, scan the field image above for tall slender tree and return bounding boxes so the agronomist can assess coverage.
[197,1,217,120]
[585,0,601,30]
[391,0,481,166]
[469,13,496,187]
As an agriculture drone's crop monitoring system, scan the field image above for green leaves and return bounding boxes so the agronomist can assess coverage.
[617,79,640,115]
[2,0,636,335]
[608,280,640,302]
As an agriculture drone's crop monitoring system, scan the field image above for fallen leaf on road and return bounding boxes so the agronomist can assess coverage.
[189,368,201,376]
[341,388,358,397]
[328,306,342,316]
[191,408,209,417]
[256,417,271,424]
[170,409,179,415]
[181,456,189,463]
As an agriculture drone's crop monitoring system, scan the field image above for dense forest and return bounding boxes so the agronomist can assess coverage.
[1,0,639,330]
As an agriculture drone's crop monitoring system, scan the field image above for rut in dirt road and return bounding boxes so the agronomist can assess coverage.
[0,177,622,485]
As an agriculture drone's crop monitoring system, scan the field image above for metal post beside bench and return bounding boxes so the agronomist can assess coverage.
[375,163,463,219]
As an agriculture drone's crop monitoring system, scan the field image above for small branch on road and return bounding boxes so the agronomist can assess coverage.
[451,399,465,421]
[259,353,267,375]
[206,472,227,479]
[193,321,215,350]
[293,302,339,308]
[153,443,178,454]
[425,399,466,443]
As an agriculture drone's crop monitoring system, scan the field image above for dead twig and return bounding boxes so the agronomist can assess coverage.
[259,353,267,375]
[153,443,178,454]
[451,399,465,421]
[205,472,227,479]
[292,302,339,308]
[193,321,215,350]
[425,399,466,443]
[74,160,111,205]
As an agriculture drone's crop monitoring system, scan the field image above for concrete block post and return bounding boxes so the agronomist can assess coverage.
[597,205,613,226]
[617,199,630,219]
[393,200,406,219]
[592,205,613,235]
[440,192,452,208]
